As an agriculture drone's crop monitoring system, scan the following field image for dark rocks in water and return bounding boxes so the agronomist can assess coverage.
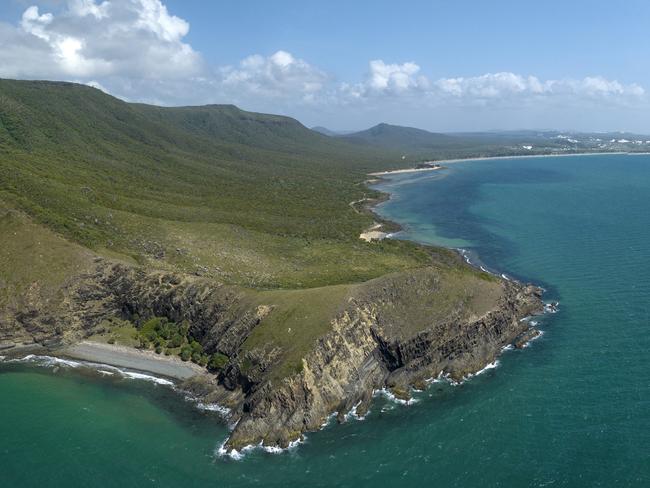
[514,328,541,349]
[389,385,412,402]
[544,302,559,313]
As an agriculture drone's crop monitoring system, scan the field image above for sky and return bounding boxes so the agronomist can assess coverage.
[1,0,649,132]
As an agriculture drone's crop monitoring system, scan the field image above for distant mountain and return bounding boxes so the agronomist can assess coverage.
[311,126,338,136]
[311,126,356,136]
[341,123,456,153]
[338,123,650,160]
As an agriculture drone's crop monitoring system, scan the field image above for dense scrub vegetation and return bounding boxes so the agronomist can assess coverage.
[0,79,531,381]
[0,79,436,289]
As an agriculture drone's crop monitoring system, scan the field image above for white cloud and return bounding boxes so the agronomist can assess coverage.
[331,59,645,108]
[433,72,644,102]
[68,0,110,19]
[340,60,429,99]
[0,2,646,130]
[367,60,426,93]
[562,76,645,98]
[134,0,189,43]
[1,0,201,81]
[435,72,542,99]
[219,50,327,101]
[21,6,53,40]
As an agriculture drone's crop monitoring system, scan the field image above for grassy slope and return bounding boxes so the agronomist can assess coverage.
[0,79,504,376]
[0,203,94,311]
[0,79,432,289]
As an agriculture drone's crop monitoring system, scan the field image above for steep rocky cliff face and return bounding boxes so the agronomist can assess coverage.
[0,256,543,450]
[216,278,542,449]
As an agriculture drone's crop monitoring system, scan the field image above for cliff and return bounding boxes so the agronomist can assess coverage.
[1,249,542,450]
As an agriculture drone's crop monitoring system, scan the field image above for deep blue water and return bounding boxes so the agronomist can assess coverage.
[1,154,649,486]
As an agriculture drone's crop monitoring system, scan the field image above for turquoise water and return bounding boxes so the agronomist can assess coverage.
[2,154,649,486]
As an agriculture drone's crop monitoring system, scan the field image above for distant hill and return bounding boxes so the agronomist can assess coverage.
[339,122,496,159]
[338,123,650,160]
[311,126,338,136]
[311,126,356,137]
[342,123,456,152]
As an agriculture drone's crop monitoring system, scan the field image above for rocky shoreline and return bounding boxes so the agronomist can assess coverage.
[1,255,544,452]
[222,280,542,450]
[1,173,547,452]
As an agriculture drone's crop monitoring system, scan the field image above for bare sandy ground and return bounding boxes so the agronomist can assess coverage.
[359,222,388,241]
[61,340,205,379]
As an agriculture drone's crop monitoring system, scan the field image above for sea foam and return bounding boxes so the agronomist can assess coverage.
[216,436,304,461]
[1,353,175,386]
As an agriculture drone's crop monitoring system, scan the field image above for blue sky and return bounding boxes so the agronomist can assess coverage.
[1,0,649,132]
[167,0,649,82]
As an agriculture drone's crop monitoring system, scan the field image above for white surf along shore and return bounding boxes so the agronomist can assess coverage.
[0,343,235,415]
[60,340,206,380]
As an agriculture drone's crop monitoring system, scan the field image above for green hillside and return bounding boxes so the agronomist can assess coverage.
[341,122,456,151]
[0,79,427,289]
[0,78,529,385]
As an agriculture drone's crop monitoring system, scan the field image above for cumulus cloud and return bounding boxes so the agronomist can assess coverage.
[219,50,327,101]
[0,2,646,129]
[433,72,644,102]
[0,0,201,82]
[341,60,429,99]
[435,72,542,99]
[339,60,645,104]
[333,61,644,110]
[366,60,427,93]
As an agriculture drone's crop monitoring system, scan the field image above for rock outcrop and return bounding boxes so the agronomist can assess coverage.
[218,279,542,449]
[0,257,543,451]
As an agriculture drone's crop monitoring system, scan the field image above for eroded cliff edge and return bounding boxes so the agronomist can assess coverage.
[1,251,543,451]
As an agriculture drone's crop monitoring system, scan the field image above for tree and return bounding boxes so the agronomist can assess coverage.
[180,320,190,337]
[169,333,183,348]
[208,353,229,371]
[179,345,192,362]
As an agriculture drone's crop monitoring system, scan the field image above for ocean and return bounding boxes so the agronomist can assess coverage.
[1,153,648,487]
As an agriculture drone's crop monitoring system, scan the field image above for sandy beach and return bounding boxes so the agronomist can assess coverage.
[368,165,445,176]
[370,151,628,176]
[60,341,206,380]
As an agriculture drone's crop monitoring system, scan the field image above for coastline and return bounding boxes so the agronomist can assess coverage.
[4,151,552,456]
[360,149,636,244]
[370,150,629,176]
[58,340,206,380]
[362,156,551,322]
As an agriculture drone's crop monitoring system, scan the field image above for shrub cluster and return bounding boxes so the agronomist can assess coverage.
[135,316,228,369]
